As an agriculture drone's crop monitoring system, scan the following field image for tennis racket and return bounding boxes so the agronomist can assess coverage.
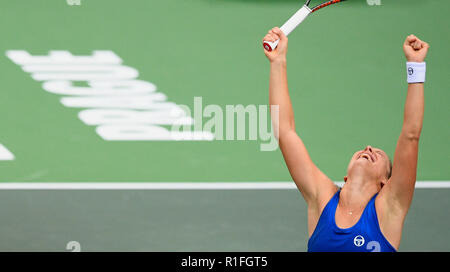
[263,0,346,52]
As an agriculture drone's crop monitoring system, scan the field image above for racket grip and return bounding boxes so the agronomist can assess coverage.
[263,40,280,52]
[262,5,311,52]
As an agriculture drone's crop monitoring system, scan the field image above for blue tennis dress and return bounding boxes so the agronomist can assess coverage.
[308,190,397,252]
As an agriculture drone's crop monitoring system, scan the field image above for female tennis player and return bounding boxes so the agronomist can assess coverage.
[263,28,429,252]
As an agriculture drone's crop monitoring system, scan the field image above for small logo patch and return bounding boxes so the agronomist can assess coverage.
[354,235,365,247]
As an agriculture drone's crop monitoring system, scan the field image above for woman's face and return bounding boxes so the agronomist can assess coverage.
[346,145,391,184]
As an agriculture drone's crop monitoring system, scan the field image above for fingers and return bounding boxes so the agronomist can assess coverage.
[263,33,275,42]
[263,27,286,42]
[405,34,417,45]
[421,41,430,56]
[263,28,277,42]
[404,34,430,50]
[272,27,287,40]
[263,32,277,43]
[412,40,422,50]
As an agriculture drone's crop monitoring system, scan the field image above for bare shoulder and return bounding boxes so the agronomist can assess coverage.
[317,179,340,210]
[376,184,409,218]
[307,172,339,212]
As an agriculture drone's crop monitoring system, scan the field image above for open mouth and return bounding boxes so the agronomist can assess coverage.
[359,153,373,162]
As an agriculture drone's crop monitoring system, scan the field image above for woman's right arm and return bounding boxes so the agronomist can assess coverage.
[263,28,336,206]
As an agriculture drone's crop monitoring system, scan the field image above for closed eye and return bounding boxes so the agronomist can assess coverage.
[375,151,386,159]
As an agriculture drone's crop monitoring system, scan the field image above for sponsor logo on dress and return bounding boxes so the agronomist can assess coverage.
[354,235,365,247]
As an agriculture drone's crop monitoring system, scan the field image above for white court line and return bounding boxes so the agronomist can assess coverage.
[0,181,448,190]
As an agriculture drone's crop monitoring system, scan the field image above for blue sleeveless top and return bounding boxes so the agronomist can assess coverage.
[308,190,397,252]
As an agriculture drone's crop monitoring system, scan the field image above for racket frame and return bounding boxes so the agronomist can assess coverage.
[263,0,346,52]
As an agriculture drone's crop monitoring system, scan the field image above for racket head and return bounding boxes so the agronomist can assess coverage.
[310,0,346,13]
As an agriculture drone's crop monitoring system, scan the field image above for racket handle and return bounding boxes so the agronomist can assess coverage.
[263,40,279,52]
[262,5,312,52]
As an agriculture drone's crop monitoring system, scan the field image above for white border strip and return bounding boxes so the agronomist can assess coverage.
[0,181,448,190]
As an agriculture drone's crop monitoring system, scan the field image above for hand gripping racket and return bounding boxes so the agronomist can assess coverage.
[263,0,346,52]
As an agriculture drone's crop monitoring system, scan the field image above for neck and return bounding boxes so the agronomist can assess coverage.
[340,175,379,212]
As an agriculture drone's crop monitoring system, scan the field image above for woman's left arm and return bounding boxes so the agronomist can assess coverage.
[384,35,429,214]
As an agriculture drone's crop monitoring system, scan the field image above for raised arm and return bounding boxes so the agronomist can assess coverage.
[262,28,336,206]
[383,35,429,213]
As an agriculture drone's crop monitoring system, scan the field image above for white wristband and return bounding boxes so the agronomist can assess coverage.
[406,62,426,83]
